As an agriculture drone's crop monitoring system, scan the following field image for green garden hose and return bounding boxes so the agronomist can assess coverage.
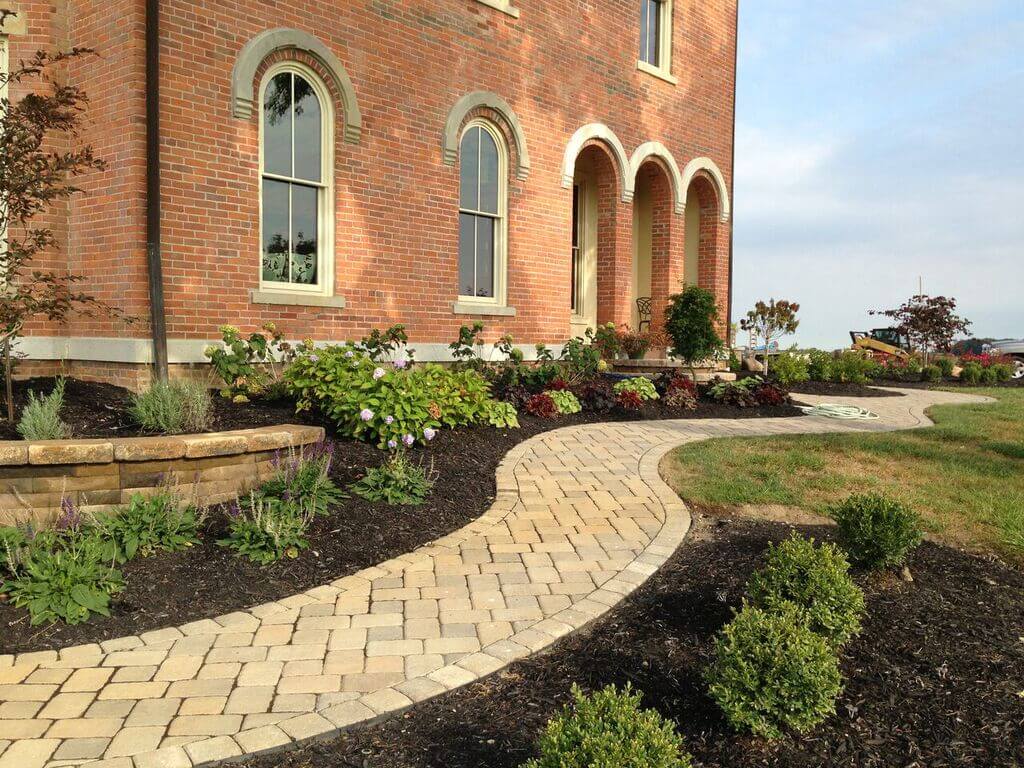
[798,403,880,421]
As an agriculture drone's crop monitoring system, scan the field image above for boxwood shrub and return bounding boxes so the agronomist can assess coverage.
[830,493,923,569]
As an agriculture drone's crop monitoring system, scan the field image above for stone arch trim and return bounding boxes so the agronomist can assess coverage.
[680,156,731,222]
[231,27,363,144]
[442,91,531,180]
[561,123,632,202]
[630,142,685,215]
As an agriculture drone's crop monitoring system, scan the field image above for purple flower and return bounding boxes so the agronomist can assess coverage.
[309,354,319,363]
[387,439,398,450]
[385,415,394,425]
[226,501,242,519]
[393,359,408,370]
[402,434,415,448]
[55,497,82,532]
[345,350,354,358]
[423,428,436,441]
[372,367,386,380]
[360,408,374,422]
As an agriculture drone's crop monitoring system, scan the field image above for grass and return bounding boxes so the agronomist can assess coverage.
[663,388,1024,560]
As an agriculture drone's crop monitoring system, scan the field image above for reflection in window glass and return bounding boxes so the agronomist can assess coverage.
[640,0,662,66]
[261,69,327,287]
[458,125,504,300]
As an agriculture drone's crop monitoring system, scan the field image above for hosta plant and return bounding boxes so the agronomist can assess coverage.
[614,377,660,401]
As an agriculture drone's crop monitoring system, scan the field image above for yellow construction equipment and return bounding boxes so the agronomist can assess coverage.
[849,328,911,361]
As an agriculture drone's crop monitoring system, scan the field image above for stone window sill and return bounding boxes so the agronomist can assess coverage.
[452,302,517,317]
[637,60,678,85]
[474,0,520,19]
[250,289,347,309]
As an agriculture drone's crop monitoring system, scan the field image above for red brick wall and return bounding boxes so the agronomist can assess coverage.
[15,0,736,370]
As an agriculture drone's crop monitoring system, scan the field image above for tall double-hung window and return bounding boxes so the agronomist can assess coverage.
[638,0,676,83]
[458,121,508,304]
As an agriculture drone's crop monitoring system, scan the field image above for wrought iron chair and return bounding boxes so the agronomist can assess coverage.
[636,296,653,332]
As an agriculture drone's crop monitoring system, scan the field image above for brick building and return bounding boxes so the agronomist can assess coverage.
[2,0,737,388]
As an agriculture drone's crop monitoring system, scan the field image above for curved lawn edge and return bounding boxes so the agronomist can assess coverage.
[0,388,993,768]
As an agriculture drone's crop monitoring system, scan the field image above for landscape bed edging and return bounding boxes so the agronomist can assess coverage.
[0,424,325,526]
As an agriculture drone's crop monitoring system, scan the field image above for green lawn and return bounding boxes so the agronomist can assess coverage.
[662,388,1024,561]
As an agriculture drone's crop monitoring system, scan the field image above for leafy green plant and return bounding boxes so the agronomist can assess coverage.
[747,534,865,649]
[806,349,834,382]
[130,380,212,434]
[522,683,692,768]
[350,452,435,506]
[560,337,603,383]
[922,364,942,383]
[707,376,761,407]
[959,361,983,385]
[590,322,621,360]
[359,324,413,362]
[217,494,314,565]
[664,285,724,375]
[450,322,486,370]
[772,350,810,385]
[0,525,29,575]
[93,492,201,564]
[705,602,842,740]
[547,389,582,415]
[483,400,520,429]
[830,350,877,384]
[17,378,71,440]
[980,365,998,385]
[2,530,124,625]
[992,363,1013,382]
[830,493,923,570]
[257,440,346,517]
[614,377,660,401]
[204,323,294,402]
[935,356,956,378]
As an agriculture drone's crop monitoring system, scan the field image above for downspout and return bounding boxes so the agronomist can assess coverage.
[145,0,168,380]
[727,0,739,342]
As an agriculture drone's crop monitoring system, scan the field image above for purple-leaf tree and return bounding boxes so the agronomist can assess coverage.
[739,299,800,378]
[0,46,127,423]
[870,295,971,363]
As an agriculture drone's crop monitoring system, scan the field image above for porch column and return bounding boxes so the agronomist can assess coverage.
[595,184,633,328]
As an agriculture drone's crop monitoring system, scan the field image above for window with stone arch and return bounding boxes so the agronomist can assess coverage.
[458,119,509,305]
[259,61,334,294]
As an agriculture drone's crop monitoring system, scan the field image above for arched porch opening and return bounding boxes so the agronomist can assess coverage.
[633,159,677,340]
[683,172,730,337]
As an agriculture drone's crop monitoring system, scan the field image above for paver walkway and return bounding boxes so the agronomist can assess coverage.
[0,388,990,768]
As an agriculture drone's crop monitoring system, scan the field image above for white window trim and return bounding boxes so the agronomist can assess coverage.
[473,0,520,19]
[637,0,677,85]
[257,61,337,300]
[456,119,510,311]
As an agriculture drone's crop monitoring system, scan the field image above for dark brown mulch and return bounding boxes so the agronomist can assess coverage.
[235,513,1024,768]
[787,380,907,398]
[0,383,802,654]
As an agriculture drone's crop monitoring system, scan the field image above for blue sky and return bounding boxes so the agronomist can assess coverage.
[733,0,1024,349]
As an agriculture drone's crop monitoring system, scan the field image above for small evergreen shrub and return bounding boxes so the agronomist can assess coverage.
[130,380,212,434]
[522,684,692,768]
[17,378,71,440]
[922,364,942,383]
[546,389,583,415]
[217,494,314,565]
[935,356,956,378]
[831,493,923,569]
[350,453,435,506]
[705,602,842,740]
[93,492,201,564]
[992,363,1013,382]
[959,361,983,385]
[772,351,810,385]
[747,534,864,649]
[979,365,998,385]
[614,377,660,401]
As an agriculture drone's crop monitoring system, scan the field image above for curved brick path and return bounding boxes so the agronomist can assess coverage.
[0,388,991,768]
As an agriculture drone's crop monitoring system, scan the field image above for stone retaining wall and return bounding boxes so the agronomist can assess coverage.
[0,425,325,526]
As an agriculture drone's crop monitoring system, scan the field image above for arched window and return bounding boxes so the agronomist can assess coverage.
[260,63,334,293]
[458,121,508,304]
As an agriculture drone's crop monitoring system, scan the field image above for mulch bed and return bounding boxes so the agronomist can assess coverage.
[787,381,907,398]
[0,380,802,654]
[235,512,1024,768]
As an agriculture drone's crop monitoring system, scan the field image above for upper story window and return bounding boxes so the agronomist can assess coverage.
[458,121,508,305]
[638,0,676,84]
[260,63,334,294]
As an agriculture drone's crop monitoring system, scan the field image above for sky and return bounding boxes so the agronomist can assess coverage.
[733,0,1024,349]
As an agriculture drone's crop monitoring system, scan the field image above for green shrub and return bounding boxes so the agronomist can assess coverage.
[959,361,983,385]
[922,364,942,383]
[257,440,346,517]
[560,336,604,383]
[772,351,810,385]
[284,343,498,448]
[17,378,71,440]
[747,534,864,649]
[614,377,660,401]
[935,356,956,378]
[522,684,692,768]
[351,452,435,506]
[830,351,875,385]
[705,602,842,740]
[806,349,834,382]
[130,380,212,434]
[979,365,998,385]
[93,492,201,564]
[664,285,724,373]
[707,376,761,408]
[992,363,1013,382]
[217,494,314,565]
[830,493,923,569]
[2,529,124,625]
[204,323,294,401]
[483,400,520,428]
[547,390,583,415]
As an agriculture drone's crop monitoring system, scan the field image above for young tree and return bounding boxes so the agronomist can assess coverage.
[739,299,800,378]
[870,295,971,363]
[0,46,123,422]
[664,284,724,378]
